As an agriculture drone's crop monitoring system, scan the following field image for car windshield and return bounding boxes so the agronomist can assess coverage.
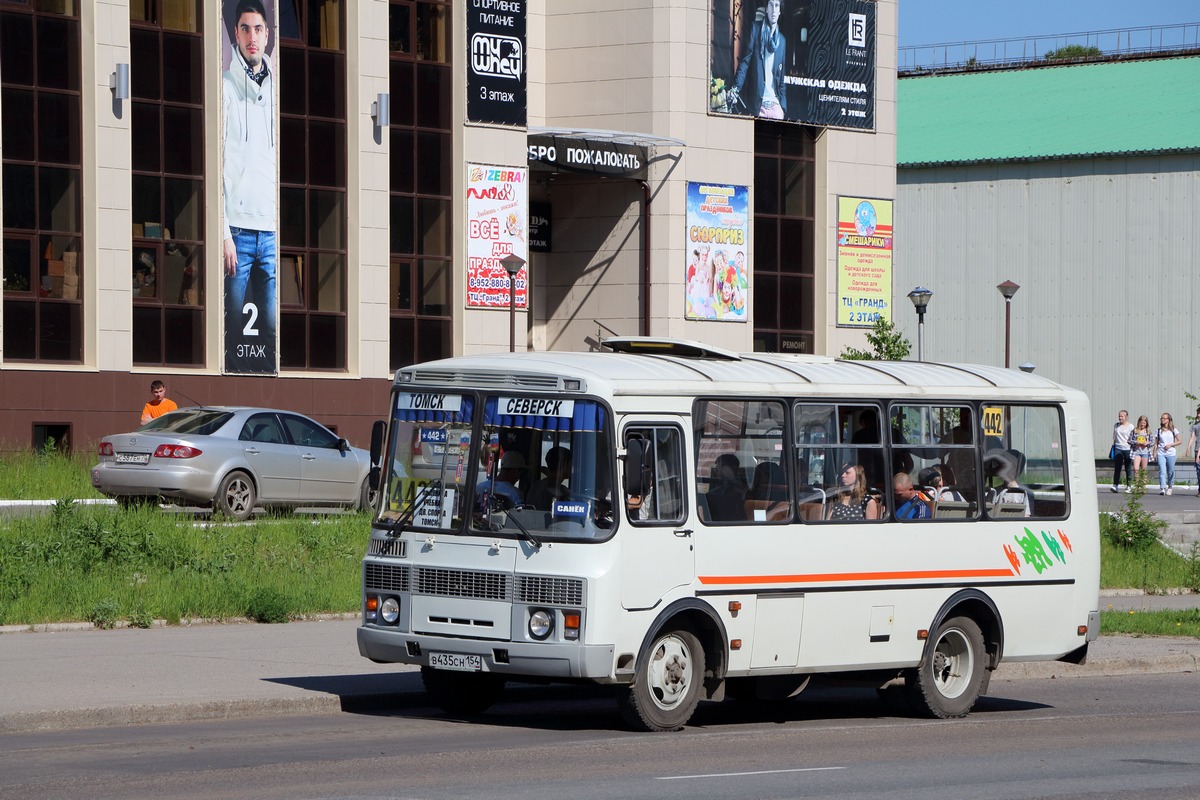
[139,409,233,436]
[379,392,613,541]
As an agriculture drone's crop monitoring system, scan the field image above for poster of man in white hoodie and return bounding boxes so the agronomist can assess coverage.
[222,0,278,375]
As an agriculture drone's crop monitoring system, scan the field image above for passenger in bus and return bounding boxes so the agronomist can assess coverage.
[984,449,1032,516]
[920,465,965,503]
[827,463,880,520]
[527,446,571,509]
[893,472,932,520]
[706,453,748,520]
[850,409,884,486]
[476,450,525,510]
[745,461,790,521]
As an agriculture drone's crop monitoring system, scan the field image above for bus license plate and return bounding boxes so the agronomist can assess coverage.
[429,652,482,672]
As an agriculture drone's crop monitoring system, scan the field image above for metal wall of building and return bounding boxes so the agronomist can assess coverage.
[896,154,1200,458]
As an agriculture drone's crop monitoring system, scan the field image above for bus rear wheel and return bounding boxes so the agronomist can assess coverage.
[420,667,505,716]
[617,627,705,732]
[903,615,986,718]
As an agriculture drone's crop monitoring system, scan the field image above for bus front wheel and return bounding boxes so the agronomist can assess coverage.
[617,627,705,732]
[903,615,986,718]
[420,667,505,716]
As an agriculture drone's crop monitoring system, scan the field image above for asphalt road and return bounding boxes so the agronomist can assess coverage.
[3,672,1198,800]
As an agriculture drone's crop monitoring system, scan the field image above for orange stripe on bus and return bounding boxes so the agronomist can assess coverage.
[698,568,1015,585]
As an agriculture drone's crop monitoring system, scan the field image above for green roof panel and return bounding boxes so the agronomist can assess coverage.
[897,56,1200,166]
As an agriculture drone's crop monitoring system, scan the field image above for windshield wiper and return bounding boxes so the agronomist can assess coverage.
[380,479,443,535]
[489,497,541,549]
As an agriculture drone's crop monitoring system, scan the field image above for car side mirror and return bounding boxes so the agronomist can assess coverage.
[337,437,351,453]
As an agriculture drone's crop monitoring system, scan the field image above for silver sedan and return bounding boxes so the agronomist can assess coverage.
[92,407,375,520]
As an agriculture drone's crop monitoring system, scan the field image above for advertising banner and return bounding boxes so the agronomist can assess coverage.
[466,163,529,309]
[467,0,527,126]
[836,196,892,327]
[220,0,279,374]
[685,182,748,322]
[709,0,875,130]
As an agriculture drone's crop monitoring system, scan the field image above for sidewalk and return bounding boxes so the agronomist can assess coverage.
[2,599,1197,734]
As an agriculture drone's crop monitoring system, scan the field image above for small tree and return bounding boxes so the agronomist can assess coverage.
[840,316,912,361]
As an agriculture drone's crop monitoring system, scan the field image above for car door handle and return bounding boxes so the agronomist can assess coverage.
[302,454,316,460]
[244,447,261,455]
[673,529,693,538]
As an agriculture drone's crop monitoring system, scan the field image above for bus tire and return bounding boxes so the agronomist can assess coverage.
[617,626,705,732]
[903,615,986,719]
[420,667,505,716]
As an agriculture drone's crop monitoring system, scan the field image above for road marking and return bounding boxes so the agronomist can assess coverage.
[658,766,845,780]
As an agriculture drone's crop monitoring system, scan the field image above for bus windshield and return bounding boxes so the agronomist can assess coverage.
[379,391,614,540]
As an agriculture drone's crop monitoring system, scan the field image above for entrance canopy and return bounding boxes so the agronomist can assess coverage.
[527,127,685,181]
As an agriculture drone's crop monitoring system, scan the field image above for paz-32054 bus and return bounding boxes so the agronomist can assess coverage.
[357,338,1100,731]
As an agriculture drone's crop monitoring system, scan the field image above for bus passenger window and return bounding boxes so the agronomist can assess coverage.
[694,399,786,524]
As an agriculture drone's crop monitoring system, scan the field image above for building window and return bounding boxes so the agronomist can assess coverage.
[752,122,816,354]
[389,0,451,372]
[1,3,83,362]
[277,0,347,371]
[130,1,205,366]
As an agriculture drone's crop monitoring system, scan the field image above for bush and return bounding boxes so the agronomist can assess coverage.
[1104,471,1167,551]
[245,587,292,623]
[87,599,120,630]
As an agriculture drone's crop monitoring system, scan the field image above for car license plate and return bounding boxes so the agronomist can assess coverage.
[429,652,483,672]
[115,452,150,465]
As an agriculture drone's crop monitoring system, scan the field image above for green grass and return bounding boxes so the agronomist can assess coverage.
[0,501,368,627]
[0,447,103,500]
[1100,609,1200,637]
[1099,532,1200,593]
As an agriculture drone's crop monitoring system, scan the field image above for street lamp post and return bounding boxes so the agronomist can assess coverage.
[996,280,1020,368]
[500,254,526,353]
[907,286,933,361]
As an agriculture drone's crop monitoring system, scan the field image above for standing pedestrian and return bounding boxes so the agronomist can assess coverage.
[140,379,177,425]
[1111,409,1133,492]
[1155,412,1181,496]
[1129,414,1153,487]
[1185,406,1200,497]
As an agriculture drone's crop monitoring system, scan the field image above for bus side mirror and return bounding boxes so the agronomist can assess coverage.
[624,438,651,498]
[368,419,386,491]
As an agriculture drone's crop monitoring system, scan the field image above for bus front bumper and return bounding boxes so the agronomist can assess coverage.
[357,625,618,682]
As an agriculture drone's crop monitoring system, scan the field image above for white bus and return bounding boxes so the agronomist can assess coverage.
[358,338,1100,731]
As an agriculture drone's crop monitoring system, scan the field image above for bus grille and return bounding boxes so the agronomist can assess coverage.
[367,538,407,558]
[413,567,510,601]
[364,562,409,592]
[516,575,584,606]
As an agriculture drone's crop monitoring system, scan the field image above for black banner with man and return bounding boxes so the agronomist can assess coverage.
[709,0,876,130]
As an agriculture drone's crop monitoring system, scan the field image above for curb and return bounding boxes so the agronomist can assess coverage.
[0,612,360,636]
[2,653,1194,734]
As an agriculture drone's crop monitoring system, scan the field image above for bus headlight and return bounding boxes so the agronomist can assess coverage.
[529,609,553,640]
[381,596,400,624]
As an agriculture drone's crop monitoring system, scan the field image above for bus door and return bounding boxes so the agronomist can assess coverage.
[620,423,693,609]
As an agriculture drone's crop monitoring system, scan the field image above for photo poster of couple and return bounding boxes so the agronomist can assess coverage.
[685,182,749,323]
[708,0,876,130]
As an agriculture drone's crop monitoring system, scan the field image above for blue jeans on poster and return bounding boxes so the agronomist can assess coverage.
[224,227,276,360]
[1157,451,1176,492]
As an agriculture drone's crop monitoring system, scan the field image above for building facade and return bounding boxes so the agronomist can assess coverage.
[895,54,1200,457]
[1,0,897,451]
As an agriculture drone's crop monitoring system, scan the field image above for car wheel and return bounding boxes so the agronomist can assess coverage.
[357,477,378,512]
[215,471,256,521]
